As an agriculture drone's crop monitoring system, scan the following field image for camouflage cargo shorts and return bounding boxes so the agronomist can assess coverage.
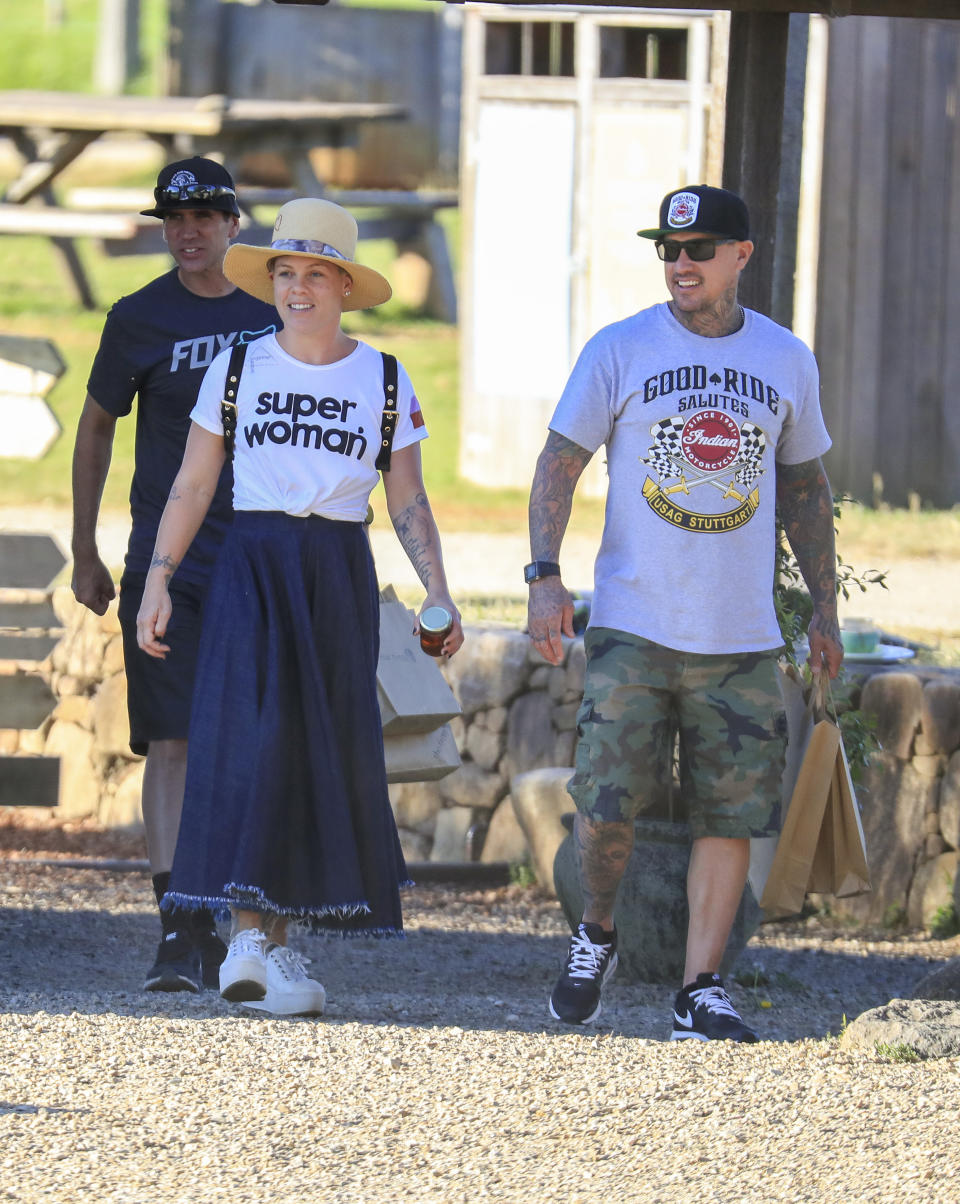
[568,627,786,840]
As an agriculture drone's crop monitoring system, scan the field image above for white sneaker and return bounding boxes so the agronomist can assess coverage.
[219,928,268,1002]
[242,944,326,1016]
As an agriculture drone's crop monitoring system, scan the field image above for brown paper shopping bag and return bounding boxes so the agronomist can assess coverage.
[760,676,871,920]
[376,586,461,782]
[376,589,460,735]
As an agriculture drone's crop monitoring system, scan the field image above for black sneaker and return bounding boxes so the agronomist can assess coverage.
[549,922,618,1025]
[671,972,758,1042]
[143,931,202,994]
[193,929,229,991]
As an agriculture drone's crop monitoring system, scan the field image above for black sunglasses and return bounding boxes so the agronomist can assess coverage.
[156,183,237,204]
[655,237,735,263]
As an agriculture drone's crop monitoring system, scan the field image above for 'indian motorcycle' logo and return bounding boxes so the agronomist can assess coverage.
[641,410,766,533]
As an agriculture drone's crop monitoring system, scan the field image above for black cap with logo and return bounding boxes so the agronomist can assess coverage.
[637,185,750,242]
[141,156,241,219]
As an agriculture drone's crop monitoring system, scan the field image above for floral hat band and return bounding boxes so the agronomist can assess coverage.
[270,238,348,261]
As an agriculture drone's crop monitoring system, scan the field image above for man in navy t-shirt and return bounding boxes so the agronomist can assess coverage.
[71,157,278,993]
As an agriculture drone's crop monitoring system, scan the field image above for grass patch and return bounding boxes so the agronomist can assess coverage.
[874,1041,921,1063]
[0,0,168,96]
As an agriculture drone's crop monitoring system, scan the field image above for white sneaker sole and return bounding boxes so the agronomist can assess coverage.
[242,986,326,1016]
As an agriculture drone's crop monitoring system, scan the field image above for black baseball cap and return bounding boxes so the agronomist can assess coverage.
[637,185,750,242]
[141,156,241,219]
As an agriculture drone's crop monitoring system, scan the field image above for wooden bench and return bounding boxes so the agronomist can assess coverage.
[63,185,460,323]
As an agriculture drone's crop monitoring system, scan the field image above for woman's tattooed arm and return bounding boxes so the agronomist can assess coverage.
[391,489,437,591]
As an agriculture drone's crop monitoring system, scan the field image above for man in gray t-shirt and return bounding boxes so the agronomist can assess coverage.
[525,185,843,1042]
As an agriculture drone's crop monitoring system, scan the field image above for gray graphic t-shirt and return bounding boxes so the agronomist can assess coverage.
[550,303,831,654]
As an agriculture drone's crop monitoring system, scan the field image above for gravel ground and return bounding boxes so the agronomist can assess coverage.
[2,822,960,1204]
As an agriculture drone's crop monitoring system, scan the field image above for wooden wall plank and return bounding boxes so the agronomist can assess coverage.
[845,18,891,506]
[816,17,860,493]
[876,22,924,506]
[941,24,960,505]
[907,24,957,504]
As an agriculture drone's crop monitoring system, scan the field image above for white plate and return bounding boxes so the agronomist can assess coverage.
[843,643,916,663]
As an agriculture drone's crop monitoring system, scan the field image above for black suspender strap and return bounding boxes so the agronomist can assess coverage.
[220,340,249,462]
[376,352,399,472]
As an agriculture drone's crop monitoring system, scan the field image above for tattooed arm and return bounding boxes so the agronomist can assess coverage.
[776,456,844,679]
[136,423,225,660]
[382,442,464,657]
[527,430,593,665]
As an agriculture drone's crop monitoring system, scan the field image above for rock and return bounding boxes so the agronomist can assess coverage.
[480,796,528,864]
[906,851,959,929]
[98,602,122,636]
[429,805,474,862]
[389,781,444,830]
[939,749,960,850]
[553,818,760,984]
[920,680,960,755]
[397,829,432,864]
[565,639,586,697]
[441,628,530,716]
[529,667,551,690]
[551,700,580,732]
[840,998,960,1060]
[464,722,503,772]
[911,753,946,780]
[52,694,92,728]
[504,691,556,780]
[50,584,80,627]
[860,672,923,760]
[830,753,936,925]
[439,761,506,811]
[553,729,576,767]
[510,767,574,894]
[474,703,508,732]
[102,635,125,677]
[911,957,960,1001]
[43,720,100,819]
[99,761,145,829]
[92,673,131,758]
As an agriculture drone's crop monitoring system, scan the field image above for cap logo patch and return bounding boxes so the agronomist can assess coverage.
[667,192,700,229]
[169,170,199,189]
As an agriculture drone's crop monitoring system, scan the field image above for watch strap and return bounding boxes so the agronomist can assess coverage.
[524,560,561,584]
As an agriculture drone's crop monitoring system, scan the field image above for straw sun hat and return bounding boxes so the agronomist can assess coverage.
[224,197,392,312]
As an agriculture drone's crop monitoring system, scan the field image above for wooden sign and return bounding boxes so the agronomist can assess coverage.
[0,334,66,461]
[0,756,59,808]
[0,675,57,730]
[0,532,67,589]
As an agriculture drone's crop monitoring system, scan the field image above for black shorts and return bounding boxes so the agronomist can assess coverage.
[117,572,206,756]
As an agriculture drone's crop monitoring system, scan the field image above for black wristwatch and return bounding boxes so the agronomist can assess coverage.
[524,560,561,585]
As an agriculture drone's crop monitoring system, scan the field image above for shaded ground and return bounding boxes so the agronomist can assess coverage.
[1,816,956,1044]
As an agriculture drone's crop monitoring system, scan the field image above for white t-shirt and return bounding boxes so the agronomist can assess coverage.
[192,335,428,520]
[550,303,831,655]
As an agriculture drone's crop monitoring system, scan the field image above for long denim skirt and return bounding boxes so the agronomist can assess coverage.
[165,510,407,937]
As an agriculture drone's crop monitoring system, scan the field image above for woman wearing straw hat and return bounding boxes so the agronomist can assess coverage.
[136,198,464,1016]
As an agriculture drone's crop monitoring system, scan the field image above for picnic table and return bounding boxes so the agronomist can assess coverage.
[0,90,459,320]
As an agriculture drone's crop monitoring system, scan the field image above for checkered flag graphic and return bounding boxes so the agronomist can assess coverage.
[734,422,766,487]
[644,416,687,479]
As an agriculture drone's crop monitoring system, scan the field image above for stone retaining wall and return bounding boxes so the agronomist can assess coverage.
[4,589,959,933]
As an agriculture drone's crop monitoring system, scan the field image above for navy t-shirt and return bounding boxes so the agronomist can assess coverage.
[87,270,278,584]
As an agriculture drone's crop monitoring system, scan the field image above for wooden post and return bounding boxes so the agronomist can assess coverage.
[95,0,142,95]
[722,11,809,328]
